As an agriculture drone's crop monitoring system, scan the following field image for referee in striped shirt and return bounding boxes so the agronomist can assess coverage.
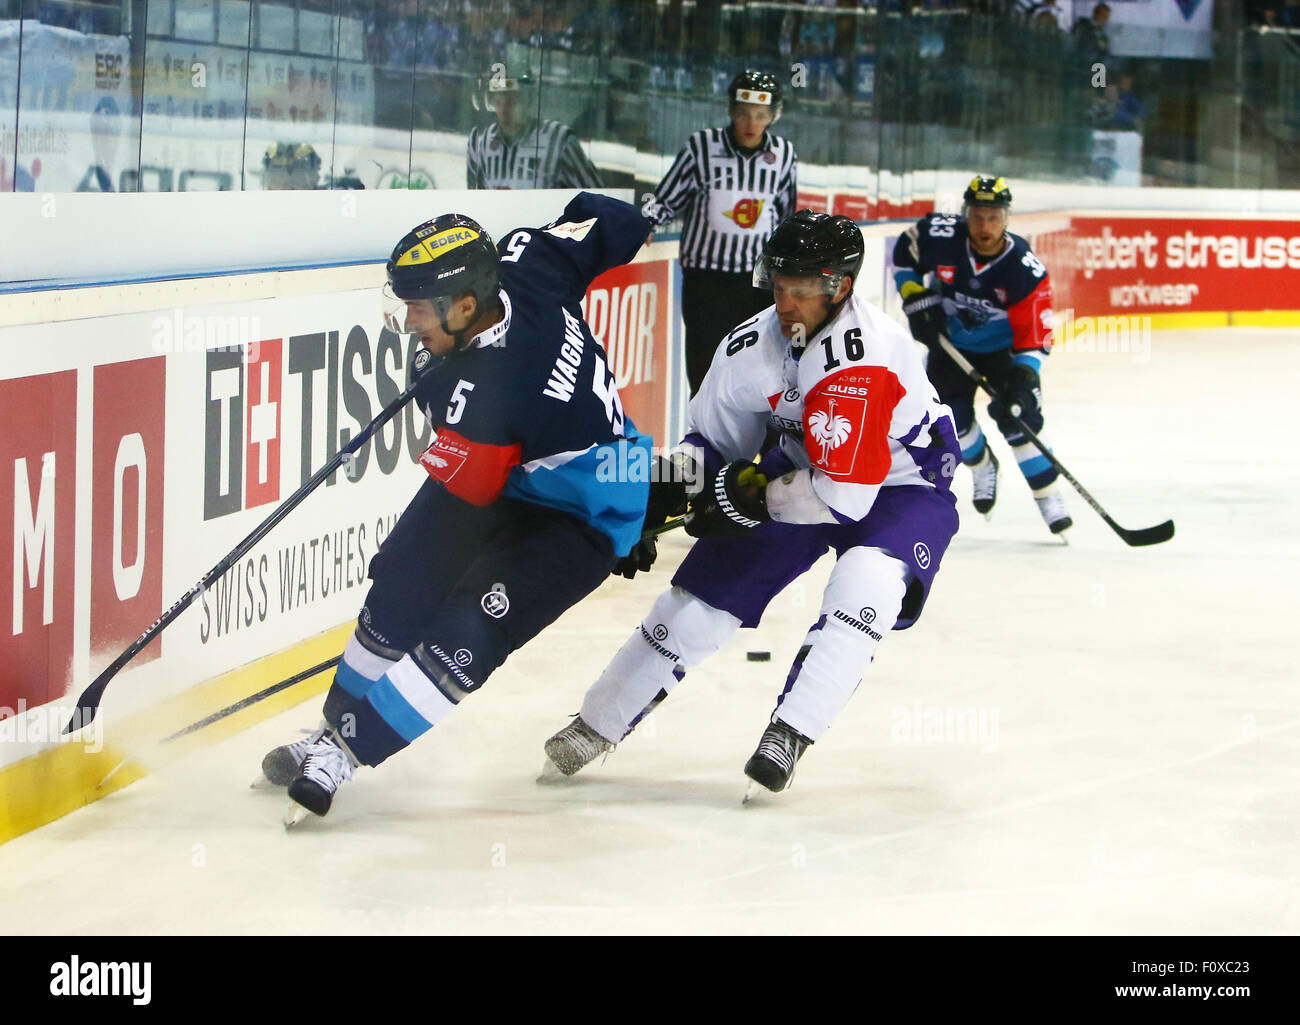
[649,70,798,395]
[467,72,603,191]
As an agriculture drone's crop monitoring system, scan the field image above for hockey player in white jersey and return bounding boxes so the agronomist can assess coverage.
[542,211,962,795]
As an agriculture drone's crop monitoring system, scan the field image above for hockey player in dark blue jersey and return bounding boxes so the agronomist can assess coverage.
[261,192,656,823]
[893,175,1071,536]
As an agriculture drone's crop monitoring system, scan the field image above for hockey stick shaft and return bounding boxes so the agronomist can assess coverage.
[65,364,433,734]
[161,514,692,740]
[936,335,1173,547]
[643,513,689,539]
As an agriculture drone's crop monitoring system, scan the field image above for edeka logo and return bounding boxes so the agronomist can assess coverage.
[203,327,434,521]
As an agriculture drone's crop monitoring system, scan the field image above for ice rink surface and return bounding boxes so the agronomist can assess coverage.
[2,328,1297,935]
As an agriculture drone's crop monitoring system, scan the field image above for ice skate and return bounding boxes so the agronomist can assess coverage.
[970,448,999,519]
[1034,486,1073,539]
[255,721,328,788]
[742,719,812,798]
[539,715,613,781]
[284,729,357,826]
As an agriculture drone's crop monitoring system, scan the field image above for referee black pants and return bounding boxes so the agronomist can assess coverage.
[681,268,773,396]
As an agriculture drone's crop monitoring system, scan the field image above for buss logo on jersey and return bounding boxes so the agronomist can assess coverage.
[936,266,956,284]
[804,366,903,485]
[723,198,765,229]
[994,287,1008,303]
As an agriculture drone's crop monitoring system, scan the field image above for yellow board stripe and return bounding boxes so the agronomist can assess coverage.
[0,622,353,846]
[1229,310,1300,327]
[1068,311,1300,330]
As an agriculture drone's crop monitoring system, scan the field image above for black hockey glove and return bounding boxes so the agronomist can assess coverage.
[685,461,770,539]
[643,458,689,532]
[613,538,658,580]
[899,282,947,349]
[989,363,1043,433]
[611,458,687,580]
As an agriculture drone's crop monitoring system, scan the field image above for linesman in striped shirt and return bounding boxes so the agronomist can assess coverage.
[466,72,603,191]
[648,70,798,394]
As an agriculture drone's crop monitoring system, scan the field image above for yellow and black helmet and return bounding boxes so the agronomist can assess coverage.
[263,141,320,172]
[962,175,1012,209]
[386,213,499,311]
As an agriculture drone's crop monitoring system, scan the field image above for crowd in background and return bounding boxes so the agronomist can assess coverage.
[1246,1,1300,28]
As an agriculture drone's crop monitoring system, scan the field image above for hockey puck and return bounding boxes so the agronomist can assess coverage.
[746,651,771,662]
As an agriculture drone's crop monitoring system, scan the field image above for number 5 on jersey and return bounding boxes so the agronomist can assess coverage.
[447,379,474,424]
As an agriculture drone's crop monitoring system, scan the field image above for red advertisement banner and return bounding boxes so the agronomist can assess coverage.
[91,358,166,676]
[0,371,77,713]
[1036,217,1300,316]
[582,260,670,447]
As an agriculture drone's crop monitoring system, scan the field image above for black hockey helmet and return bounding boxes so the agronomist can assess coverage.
[753,210,864,296]
[729,70,782,113]
[384,214,500,339]
[962,175,1013,209]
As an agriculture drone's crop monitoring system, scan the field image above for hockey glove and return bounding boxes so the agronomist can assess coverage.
[685,461,770,539]
[899,281,947,349]
[643,457,689,532]
[612,538,658,580]
[989,363,1044,433]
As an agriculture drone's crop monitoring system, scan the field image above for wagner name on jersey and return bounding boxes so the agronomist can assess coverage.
[682,293,958,524]
[411,192,652,556]
[893,212,1054,360]
[466,119,603,190]
[650,127,797,273]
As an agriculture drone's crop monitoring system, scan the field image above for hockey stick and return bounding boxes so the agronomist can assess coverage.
[937,334,1174,547]
[64,360,436,735]
[162,654,343,744]
[156,513,693,742]
[643,513,689,539]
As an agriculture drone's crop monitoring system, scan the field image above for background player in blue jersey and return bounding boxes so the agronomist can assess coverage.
[261,193,655,822]
[893,175,1072,536]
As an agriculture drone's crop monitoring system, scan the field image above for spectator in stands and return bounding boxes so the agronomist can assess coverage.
[1073,3,1111,62]
[1112,73,1146,131]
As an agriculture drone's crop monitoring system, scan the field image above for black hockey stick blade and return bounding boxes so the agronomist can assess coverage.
[1114,518,1175,547]
[64,357,435,734]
